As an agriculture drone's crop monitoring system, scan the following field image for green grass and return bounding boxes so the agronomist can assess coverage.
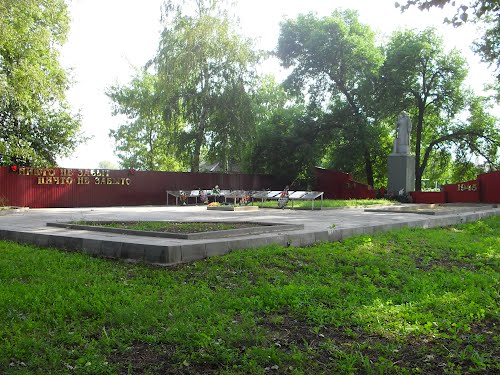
[1,216,499,374]
[254,198,392,209]
[72,221,259,233]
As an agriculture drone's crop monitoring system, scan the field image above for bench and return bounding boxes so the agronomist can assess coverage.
[166,189,230,205]
[251,190,282,202]
[287,191,324,209]
[251,190,324,209]
[167,189,324,209]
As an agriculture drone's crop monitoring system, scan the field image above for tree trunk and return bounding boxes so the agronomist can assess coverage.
[189,66,209,173]
[414,102,425,191]
[148,128,154,171]
[415,166,423,192]
[363,148,374,187]
[191,133,203,172]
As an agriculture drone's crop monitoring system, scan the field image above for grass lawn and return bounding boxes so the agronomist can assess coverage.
[0,216,498,374]
[254,199,392,209]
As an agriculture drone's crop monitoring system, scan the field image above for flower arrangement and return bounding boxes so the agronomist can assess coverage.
[239,193,251,206]
[198,188,208,204]
[179,191,188,205]
[278,185,290,209]
[212,185,221,195]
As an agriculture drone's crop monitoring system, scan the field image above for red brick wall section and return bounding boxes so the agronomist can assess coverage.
[314,167,375,199]
[409,171,499,204]
[0,167,278,208]
[444,179,481,203]
[410,191,447,204]
[478,170,500,203]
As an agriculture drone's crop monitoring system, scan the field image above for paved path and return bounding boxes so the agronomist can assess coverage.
[0,204,498,265]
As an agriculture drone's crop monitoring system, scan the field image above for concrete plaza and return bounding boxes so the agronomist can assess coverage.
[0,204,498,265]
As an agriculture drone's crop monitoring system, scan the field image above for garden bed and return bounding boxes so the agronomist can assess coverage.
[47,220,302,239]
[0,206,28,216]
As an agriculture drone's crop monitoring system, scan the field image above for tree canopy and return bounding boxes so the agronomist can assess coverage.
[244,76,330,186]
[107,70,183,171]
[0,0,83,166]
[396,0,500,83]
[107,2,498,191]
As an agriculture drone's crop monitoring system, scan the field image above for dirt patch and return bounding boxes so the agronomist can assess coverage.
[413,256,492,272]
[108,342,219,375]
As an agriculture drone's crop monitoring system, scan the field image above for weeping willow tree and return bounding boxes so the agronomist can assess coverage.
[153,0,257,172]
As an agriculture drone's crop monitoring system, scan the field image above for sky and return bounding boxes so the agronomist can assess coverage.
[58,0,497,169]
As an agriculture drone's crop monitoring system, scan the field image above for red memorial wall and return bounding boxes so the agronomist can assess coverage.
[1,166,497,207]
[314,167,376,199]
[444,179,480,203]
[478,170,500,203]
[410,170,499,204]
[0,166,278,208]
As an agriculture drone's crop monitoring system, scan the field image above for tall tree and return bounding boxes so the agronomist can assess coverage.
[0,0,82,166]
[153,0,256,172]
[381,28,498,190]
[276,10,385,186]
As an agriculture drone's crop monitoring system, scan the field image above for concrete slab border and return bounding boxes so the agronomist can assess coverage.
[46,221,303,240]
[0,206,497,266]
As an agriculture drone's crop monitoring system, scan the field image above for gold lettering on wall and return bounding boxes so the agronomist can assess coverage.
[77,177,90,185]
[37,176,73,185]
[19,167,131,186]
[457,183,477,192]
[78,169,110,177]
[94,177,131,185]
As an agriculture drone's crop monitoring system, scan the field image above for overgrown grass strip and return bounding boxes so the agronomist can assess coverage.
[254,198,392,209]
[1,216,498,374]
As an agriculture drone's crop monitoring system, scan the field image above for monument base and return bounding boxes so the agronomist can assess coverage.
[388,154,415,194]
